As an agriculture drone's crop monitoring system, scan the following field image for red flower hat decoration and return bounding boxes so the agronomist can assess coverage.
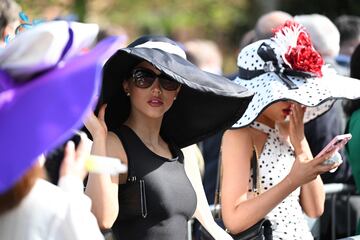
[273,21,324,77]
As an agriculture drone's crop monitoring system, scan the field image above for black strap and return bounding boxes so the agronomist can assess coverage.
[213,151,222,218]
[113,126,137,182]
[250,149,258,192]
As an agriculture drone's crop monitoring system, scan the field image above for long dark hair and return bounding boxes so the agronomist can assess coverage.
[344,44,360,117]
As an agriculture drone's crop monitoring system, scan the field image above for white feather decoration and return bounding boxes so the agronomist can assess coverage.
[272,22,307,67]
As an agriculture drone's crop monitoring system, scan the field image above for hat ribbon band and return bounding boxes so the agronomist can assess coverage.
[24,24,74,83]
[0,24,75,108]
[238,42,315,90]
[58,24,74,64]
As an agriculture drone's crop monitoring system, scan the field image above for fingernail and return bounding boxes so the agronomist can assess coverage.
[67,140,75,150]
[79,131,88,140]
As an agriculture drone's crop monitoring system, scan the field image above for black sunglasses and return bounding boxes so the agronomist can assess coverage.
[131,68,181,91]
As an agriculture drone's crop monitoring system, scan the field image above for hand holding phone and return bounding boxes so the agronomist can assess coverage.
[45,131,127,184]
[45,133,82,184]
[315,133,352,165]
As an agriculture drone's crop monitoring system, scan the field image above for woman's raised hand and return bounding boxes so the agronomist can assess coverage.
[59,132,92,181]
[287,149,340,188]
[84,104,108,139]
[288,103,306,153]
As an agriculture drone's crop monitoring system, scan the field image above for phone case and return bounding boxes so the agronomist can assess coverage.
[316,134,352,164]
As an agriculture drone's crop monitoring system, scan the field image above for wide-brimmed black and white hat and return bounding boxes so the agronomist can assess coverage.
[102,35,253,148]
[232,21,360,128]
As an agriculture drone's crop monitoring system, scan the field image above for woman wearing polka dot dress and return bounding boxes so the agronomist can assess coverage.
[220,21,360,240]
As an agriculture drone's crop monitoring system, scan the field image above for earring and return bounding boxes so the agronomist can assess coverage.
[126,92,130,96]
[174,96,177,100]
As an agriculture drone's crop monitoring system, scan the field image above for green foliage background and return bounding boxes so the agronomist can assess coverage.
[16,0,360,73]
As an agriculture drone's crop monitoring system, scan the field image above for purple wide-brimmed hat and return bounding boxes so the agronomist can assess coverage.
[0,21,127,193]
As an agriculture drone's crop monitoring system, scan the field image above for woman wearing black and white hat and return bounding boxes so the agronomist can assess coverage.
[84,35,253,240]
[221,21,360,239]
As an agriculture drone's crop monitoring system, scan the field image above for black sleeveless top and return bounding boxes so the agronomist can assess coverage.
[111,125,197,240]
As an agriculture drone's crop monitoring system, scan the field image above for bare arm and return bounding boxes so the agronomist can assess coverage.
[84,105,121,229]
[221,128,298,233]
[290,135,325,217]
[221,126,337,234]
[288,104,326,217]
[183,145,233,240]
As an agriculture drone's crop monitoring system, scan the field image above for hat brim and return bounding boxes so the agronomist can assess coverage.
[0,21,100,80]
[0,36,125,193]
[232,70,360,128]
[102,47,254,147]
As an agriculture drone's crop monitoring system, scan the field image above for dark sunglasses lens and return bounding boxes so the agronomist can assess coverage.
[159,78,180,91]
[133,70,155,88]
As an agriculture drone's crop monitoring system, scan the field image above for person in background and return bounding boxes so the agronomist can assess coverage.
[295,14,360,239]
[184,39,225,240]
[184,38,224,201]
[295,13,352,184]
[184,39,223,76]
[238,29,256,53]
[254,10,293,40]
[221,20,360,240]
[295,14,341,73]
[227,10,293,80]
[0,19,118,239]
[344,43,360,235]
[85,35,253,240]
[0,0,20,47]
[0,135,104,240]
[334,15,360,76]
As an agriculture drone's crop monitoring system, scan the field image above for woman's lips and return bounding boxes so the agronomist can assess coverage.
[283,108,291,115]
[147,98,164,107]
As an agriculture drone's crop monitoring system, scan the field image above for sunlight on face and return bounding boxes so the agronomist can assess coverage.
[123,61,181,120]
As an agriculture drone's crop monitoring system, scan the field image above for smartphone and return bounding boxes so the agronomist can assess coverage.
[44,132,127,184]
[315,133,352,165]
[44,133,81,184]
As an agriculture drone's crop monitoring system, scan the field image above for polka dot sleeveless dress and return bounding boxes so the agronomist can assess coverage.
[249,121,313,240]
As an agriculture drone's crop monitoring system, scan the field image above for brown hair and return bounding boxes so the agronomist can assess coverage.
[0,163,40,215]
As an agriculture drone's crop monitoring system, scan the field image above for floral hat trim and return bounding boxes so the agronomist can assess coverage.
[232,20,360,128]
[238,21,324,91]
[272,21,324,77]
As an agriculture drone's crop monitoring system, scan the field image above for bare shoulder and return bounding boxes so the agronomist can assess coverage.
[222,127,253,146]
[221,127,254,165]
[107,131,128,165]
[107,131,129,184]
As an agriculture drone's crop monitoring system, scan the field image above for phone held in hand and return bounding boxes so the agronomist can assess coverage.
[44,133,82,184]
[316,133,352,165]
[44,132,128,184]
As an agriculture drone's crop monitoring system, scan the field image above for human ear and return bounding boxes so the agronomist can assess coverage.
[122,79,130,92]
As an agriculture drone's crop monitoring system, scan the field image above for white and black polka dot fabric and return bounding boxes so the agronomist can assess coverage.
[232,39,360,129]
[249,122,313,240]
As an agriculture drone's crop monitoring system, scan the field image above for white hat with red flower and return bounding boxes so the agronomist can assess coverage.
[232,20,360,128]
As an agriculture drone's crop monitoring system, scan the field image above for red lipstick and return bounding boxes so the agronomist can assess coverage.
[147,97,163,107]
